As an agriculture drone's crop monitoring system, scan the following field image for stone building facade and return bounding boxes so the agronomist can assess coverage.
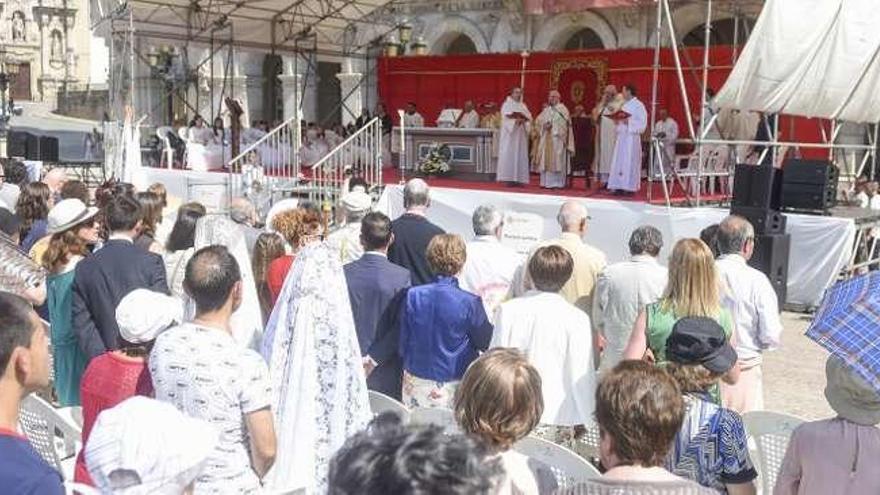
[0,0,93,104]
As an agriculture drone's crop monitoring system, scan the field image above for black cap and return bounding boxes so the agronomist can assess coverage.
[666,316,737,373]
[0,208,21,238]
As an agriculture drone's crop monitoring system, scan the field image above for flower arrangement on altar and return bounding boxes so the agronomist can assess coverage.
[418,142,452,176]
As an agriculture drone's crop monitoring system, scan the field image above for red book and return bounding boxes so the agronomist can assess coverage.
[604,110,631,121]
[507,111,530,120]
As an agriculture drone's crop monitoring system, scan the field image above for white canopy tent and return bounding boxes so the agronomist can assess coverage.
[716,0,880,124]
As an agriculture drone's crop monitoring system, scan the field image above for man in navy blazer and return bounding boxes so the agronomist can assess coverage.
[344,212,411,400]
[72,194,168,360]
[388,179,444,286]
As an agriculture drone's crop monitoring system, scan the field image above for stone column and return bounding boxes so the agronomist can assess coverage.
[336,58,362,127]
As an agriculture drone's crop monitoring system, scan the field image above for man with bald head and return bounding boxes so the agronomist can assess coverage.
[592,85,624,186]
[715,214,783,414]
[42,168,68,204]
[456,100,480,129]
[535,90,574,189]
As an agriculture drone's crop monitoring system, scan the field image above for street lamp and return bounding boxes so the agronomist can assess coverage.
[411,36,428,56]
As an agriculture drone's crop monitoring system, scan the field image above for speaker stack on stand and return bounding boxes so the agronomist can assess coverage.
[731,164,790,307]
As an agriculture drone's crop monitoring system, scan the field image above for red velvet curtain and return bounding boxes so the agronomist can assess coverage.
[378,47,830,159]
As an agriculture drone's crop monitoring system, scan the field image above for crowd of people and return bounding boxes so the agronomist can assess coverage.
[0,158,878,495]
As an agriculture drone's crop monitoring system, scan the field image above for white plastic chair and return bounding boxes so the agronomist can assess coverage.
[409,406,459,434]
[368,390,410,423]
[574,423,602,461]
[743,411,804,494]
[156,126,175,169]
[513,435,600,489]
[18,393,82,480]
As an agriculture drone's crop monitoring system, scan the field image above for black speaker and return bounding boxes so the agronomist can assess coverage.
[781,159,838,212]
[7,131,28,158]
[39,136,59,162]
[732,164,783,210]
[25,134,40,161]
[749,233,790,308]
[730,206,787,235]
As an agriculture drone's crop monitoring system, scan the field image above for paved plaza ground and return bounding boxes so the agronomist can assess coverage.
[763,312,834,420]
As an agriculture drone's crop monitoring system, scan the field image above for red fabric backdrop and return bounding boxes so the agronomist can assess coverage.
[377,47,829,159]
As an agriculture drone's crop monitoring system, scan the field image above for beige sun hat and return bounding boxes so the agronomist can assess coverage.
[824,356,880,426]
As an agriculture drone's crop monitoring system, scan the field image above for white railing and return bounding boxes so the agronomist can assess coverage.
[227,114,302,198]
[310,117,383,208]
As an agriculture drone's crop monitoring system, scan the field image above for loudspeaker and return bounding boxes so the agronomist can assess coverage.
[781,159,838,212]
[732,164,783,210]
[25,134,40,161]
[7,131,28,158]
[730,206,787,235]
[39,136,59,162]
[749,233,790,308]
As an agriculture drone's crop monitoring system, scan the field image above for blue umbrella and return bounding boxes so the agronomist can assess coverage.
[806,271,880,394]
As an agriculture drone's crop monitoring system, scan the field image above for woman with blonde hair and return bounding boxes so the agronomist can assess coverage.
[454,348,556,494]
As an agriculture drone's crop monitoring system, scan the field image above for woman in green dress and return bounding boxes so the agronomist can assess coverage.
[622,238,739,400]
[42,198,100,406]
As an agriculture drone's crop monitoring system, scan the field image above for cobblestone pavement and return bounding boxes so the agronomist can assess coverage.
[763,312,833,420]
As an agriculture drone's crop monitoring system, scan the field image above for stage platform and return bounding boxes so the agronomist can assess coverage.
[138,166,860,309]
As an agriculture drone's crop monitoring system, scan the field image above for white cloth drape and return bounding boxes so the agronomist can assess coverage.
[260,243,371,494]
[191,216,263,349]
[497,97,533,184]
[716,0,880,123]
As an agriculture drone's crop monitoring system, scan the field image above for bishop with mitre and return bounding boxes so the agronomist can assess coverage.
[535,90,575,189]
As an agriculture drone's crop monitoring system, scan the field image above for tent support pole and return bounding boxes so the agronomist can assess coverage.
[695,0,712,207]
[872,123,879,180]
[648,0,663,205]
[662,0,696,141]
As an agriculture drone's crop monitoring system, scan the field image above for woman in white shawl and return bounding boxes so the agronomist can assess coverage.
[261,242,371,494]
[191,215,263,349]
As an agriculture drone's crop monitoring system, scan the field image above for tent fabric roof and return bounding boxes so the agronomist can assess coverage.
[716,0,880,124]
[114,0,397,53]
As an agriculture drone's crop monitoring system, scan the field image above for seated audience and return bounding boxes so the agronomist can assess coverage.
[261,243,371,493]
[85,396,218,494]
[16,182,51,252]
[664,318,757,494]
[74,288,183,485]
[454,348,557,494]
[388,179,445,285]
[42,198,101,406]
[491,246,596,454]
[162,202,207,299]
[775,356,880,495]
[267,208,323,305]
[327,188,372,264]
[251,232,286,322]
[459,204,520,321]
[564,361,714,494]
[399,234,493,408]
[135,191,165,254]
[0,292,64,494]
[328,413,501,495]
[72,194,168,361]
[593,226,667,371]
[344,212,411,400]
[150,246,276,493]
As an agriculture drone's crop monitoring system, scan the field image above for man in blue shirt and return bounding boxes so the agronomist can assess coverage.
[0,291,64,494]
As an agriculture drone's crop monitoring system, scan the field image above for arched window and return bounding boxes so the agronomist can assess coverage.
[446,34,477,55]
[563,28,604,51]
[682,18,752,47]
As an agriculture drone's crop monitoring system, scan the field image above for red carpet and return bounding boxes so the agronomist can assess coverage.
[379,168,724,205]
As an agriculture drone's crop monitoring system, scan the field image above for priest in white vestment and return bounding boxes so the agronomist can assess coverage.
[456,100,481,129]
[535,90,575,189]
[496,87,532,185]
[592,85,623,185]
[491,245,596,432]
[592,226,667,371]
[402,102,425,128]
[459,205,522,323]
[608,84,648,194]
[652,108,679,172]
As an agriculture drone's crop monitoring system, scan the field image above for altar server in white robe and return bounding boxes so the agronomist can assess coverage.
[491,245,596,448]
[592,85,623,185]
[402,102,425,128]
[535,90,575,189]
[652,108,679,171]
[608,84,648,194]
[456,100,481,129]
[497,87,532,185]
